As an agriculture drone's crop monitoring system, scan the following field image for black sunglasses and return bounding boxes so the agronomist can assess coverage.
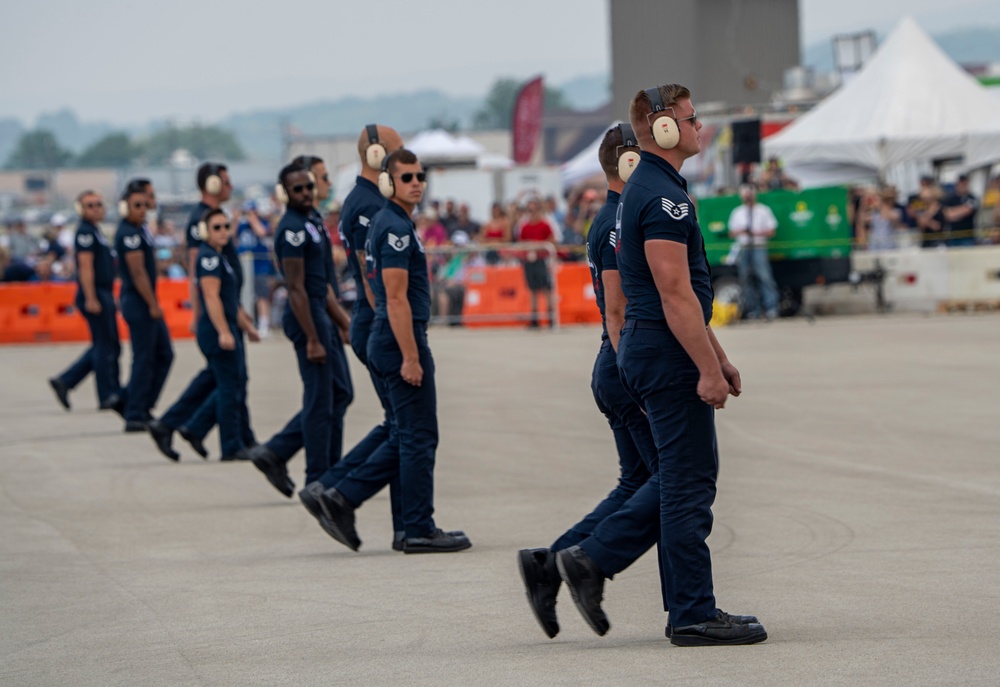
[291,182,316,193]
[131,200,146,208]
[209,222,231,231]
[398,172,426,184]
[84,201,104,209]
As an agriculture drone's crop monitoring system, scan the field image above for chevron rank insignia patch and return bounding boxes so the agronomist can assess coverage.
[77,233,94,247]
[388,232,410,251]
[285,230,306,247]
[200,256,219,271]
[123,234,141,249]
[661,198,690,220]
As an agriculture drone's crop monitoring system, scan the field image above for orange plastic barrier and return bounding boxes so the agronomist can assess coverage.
[460,263,600,328]
[0,280,194,345]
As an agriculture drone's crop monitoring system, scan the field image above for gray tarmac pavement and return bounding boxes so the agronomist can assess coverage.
[2,313,1000,686]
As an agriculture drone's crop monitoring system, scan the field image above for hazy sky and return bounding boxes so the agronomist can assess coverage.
[3,0,1000,126]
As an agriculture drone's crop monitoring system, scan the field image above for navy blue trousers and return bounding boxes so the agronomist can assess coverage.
[159,367,215,430]
[266,300,334,485]
[121,293,174,422]
[551,340,654,554]
[616,321,719,628]
[337,319,436,538]
[199,331,248,457]
[57,288,121,405]
[316,305,402,532]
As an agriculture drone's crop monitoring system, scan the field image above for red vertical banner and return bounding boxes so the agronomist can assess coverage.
[512,76,544,164]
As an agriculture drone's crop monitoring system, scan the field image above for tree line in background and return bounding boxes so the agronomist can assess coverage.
[3,77,574,170]
[3,125,245,170]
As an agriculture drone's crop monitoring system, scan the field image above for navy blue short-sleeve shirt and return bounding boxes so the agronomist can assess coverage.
[274,207,329,300]
[586,189,620,339]
[366,201,430,323]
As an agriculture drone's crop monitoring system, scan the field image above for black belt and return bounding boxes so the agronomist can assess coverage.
[623,319,669,331]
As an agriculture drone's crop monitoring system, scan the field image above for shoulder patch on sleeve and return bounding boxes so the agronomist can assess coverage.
[200,255,219,271]
[123,234,141,249]
[661,197,690,220]
[609,229,617,248]
[189,224,200,239]
[285,229,305,247]
[387,232,411,252]
[77,233,94,247]
[359,215,370,227]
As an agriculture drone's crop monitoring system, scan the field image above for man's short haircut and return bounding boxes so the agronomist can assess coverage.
[77,189,99,202]
[291,155,324,170]
[628,83,692,132]
[278,162,307,188]
[386,148,419,175]
[122,178,149,200]
[197,162,228,191]
[598,126,638,179]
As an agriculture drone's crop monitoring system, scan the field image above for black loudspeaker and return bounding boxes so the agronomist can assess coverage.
[731,119,762,165]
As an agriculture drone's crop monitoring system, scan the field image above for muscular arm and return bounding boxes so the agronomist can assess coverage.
[124,251,160,315]
[707,326,741,396]
[383,266,421,386]
[281,257,322,359]
[77,252,100,311]
[603,268,626,352]
[200,276,230,338]
[356,247,376,310]
[187,247,201,324]
[646,239,727,406]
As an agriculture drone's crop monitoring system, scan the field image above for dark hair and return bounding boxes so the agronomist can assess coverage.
[77,189,99,202]
[598,126,637,179]
[386,147,418,175]
[200,207,227,225]
[291,155,323,170]
[197,162,227,191]
[278,162,309,187]
[121,178,149,200]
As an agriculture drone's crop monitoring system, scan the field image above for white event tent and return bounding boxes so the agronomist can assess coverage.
[764,16,1000,191]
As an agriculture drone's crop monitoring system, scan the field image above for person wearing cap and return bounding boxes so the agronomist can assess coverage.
[48,191,123,414]
[942,175,979,247]
[727,184,779,320]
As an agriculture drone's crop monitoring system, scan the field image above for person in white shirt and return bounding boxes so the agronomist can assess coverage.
[727,184,779,320]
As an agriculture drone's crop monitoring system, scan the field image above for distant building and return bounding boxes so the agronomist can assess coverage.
[609,0,801,116]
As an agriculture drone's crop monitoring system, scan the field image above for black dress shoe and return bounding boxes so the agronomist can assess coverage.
[666,610,758,638]
[146,419,180,462]
[299,482,325,520]
[248,444,294,498]
[555,545,609,636]
[318,488,361,551]
[669,610,767,647]
[402,528,471,554]
[220,448,252,462]
[518,548,561,638]
[392,529,466,551]
[177,425,208,460]
[99,393,125,418]
[48,378,70,410]
[124,420,148,433]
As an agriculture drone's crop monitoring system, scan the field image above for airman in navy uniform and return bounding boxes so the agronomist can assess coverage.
[517,124,666,638]
[148,163,258,461]
[293,129,407,549]
[48,191,122,414]
[248,165,335,495]
[116,180,174,432]
[192,208,251,461]
[613,84,765,646]
[309,149,470,554]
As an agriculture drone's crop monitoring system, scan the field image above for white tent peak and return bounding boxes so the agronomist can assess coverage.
[765,15,1000,174]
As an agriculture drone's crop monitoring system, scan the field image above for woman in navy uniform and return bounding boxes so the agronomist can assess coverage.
[194,208,250,461]
[115,180,173,432]
[49,191,123,413]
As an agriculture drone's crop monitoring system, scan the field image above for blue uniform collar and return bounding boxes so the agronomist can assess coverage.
[385,200,414,223]
[78,220,98,232]
[285,206,311,222]
[120,219,142,231]
[606,189,621,205]
[355,176,380,194]
[639,151,688,192]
